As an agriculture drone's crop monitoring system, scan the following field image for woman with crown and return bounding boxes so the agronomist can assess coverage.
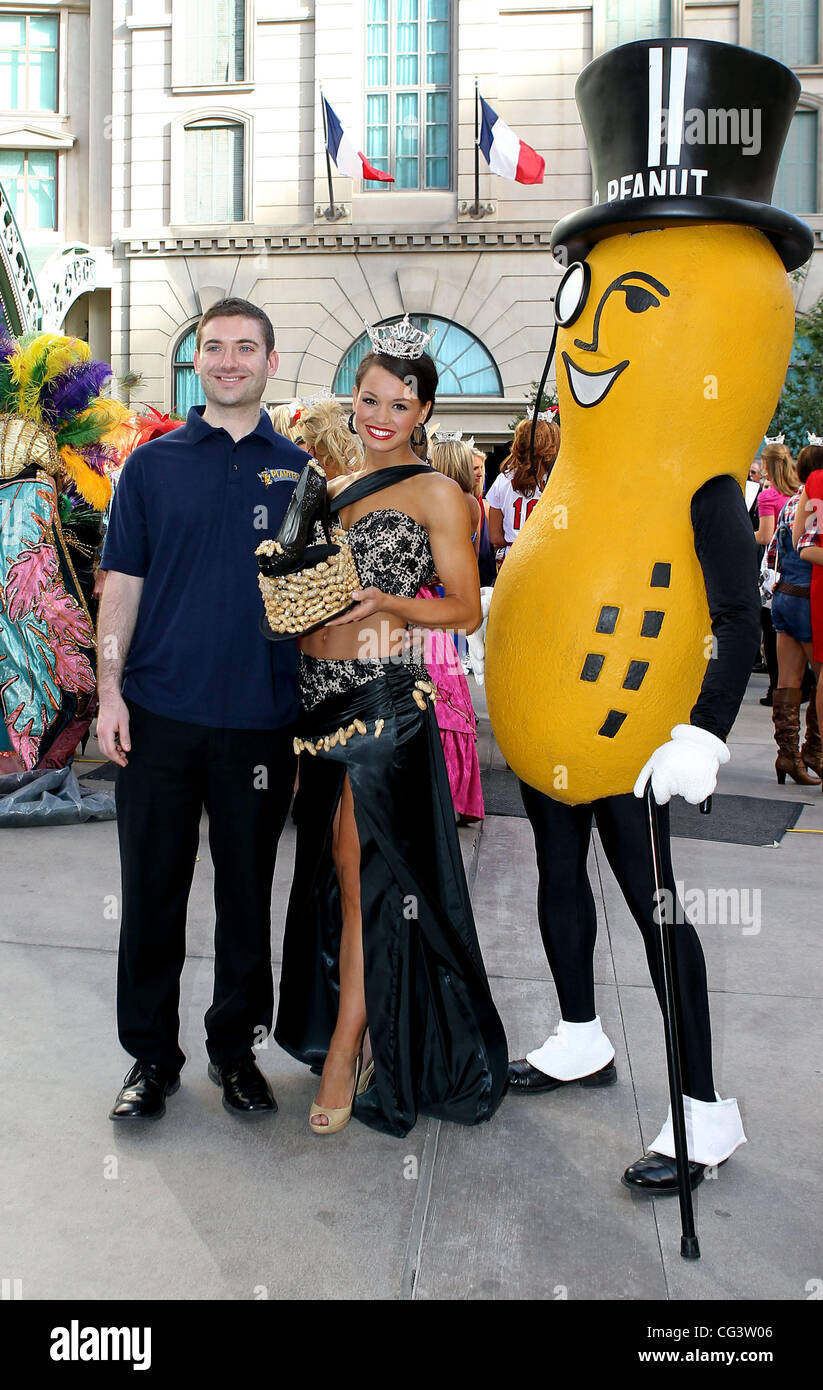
[270,315,508,1138]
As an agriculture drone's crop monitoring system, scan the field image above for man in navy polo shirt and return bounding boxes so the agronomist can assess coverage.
[98,297,308,1122]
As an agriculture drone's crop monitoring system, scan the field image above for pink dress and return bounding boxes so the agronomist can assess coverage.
[417,585,485,820]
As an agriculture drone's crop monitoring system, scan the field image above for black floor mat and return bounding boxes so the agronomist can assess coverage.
[480,769,808,846]
[76,759,118,783]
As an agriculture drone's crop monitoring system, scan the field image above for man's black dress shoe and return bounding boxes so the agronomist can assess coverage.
[506,1058,617,1094]
[621,1152,720,1194]
[208,1056,277,1117]
[109,1061,180,1121]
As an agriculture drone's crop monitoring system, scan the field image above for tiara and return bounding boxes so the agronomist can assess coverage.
[297,386,335,411]
[807,431,823,446]
[432,429,471,445]
[763,433,785,445]
[365,314,436,360]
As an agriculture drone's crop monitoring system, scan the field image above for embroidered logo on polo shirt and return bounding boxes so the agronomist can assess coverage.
[259,467,301,486]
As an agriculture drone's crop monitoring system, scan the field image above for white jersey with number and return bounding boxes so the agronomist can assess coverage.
[485,472,544,553]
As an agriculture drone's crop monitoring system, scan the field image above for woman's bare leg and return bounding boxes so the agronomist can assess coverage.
[311,774,369,1126]
[776,632,808,688]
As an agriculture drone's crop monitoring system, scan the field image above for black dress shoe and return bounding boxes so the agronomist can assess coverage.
[208,1056,277,1117]
[109,1061,180,1121]
[506,1058,617,1094]
[621,1152,718,1194]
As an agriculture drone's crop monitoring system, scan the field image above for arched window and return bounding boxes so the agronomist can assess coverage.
[333,315,502,395]
[184,118,244,222]
[173,328,205,413]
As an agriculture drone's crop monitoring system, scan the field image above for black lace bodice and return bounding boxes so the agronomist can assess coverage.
[316,508,436,595]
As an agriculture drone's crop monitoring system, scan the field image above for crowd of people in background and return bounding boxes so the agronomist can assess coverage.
[750,437,823,790]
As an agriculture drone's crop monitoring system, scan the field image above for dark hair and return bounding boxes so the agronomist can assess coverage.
[796,444,823,484]
[196,298,275,355]
[354,350,438,422]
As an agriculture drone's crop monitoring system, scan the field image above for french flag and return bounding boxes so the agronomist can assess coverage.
[323,96,394,183]
[479,95,545,185]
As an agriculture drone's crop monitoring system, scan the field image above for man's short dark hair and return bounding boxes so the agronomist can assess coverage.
[196,298,275,355]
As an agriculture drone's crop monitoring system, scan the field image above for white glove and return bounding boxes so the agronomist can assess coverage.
[466,586,494,686]
[632,723,730,805]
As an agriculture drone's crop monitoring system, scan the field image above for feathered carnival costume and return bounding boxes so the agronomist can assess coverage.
[0,332,132,771]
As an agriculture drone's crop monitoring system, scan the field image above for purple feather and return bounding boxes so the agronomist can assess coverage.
[0,333,15,365]
[40,360,112,424]
[77,441,112,476]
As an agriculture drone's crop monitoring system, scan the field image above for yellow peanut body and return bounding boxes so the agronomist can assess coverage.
[486,225,795,804]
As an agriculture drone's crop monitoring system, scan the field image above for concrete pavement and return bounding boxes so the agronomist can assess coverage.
[0,673,820,1301]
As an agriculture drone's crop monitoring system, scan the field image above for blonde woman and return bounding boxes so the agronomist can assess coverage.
[429,437,481,553]
[755,441,798,546]
[299,397,363,480]
[268,401,301,441]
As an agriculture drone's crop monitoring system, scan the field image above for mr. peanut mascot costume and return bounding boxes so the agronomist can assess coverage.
[486,38,812,1193]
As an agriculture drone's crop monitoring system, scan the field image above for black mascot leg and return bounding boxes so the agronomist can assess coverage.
[518,781,598,1021]
[593,793,715,1103]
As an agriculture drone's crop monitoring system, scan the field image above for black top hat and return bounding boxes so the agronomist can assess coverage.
[551,38,814,271]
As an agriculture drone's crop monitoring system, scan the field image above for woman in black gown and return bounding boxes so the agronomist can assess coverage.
[273,324,508,1137]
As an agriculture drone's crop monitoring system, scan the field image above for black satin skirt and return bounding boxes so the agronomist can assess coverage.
[274,658,509,1137]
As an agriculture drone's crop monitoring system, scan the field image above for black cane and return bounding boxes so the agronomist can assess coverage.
[644,783,701,1260]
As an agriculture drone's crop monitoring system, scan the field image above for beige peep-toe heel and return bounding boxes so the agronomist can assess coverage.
[309,1052,363,1136]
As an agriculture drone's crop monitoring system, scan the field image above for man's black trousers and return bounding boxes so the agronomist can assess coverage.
[115,701,296,1074]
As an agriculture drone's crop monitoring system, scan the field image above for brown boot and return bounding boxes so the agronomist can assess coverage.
[800,683,823,779]
[772,689,821,785]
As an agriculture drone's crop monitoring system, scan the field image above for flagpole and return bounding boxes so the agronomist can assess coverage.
[319,84,341,221]
[474,77,480,217]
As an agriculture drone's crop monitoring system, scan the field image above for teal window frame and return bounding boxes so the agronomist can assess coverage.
[178,0,246,85]
[0,12,59,112]
[603,0,671,49]
[183,118,245,223]
[173,328,206,412]
[0,147,58,229]
[364,0,452,191]
[773,108,819,215]
[333,315,502,396]
[751,0,819,68]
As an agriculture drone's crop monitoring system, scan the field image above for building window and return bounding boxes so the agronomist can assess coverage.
[177,0,245,85]
[333,315,502,395]
[604,1,670,49]
[0,13,58,111]
[752,1,818,68]
[0,148,57,228]
[173,328,206,413]
[365,0,451,190]
[183,119,244,222]
[773,109,818,214]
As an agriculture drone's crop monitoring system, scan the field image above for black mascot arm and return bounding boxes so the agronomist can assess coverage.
[689,474,762,742]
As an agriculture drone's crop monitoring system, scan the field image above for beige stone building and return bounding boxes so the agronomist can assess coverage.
[2,1,822,455]
[0,0,112,350]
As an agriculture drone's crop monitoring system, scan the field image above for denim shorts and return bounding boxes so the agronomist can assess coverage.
[771,590,812,642]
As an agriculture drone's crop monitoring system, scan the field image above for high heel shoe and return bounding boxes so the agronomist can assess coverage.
[309,1051,364,1136]
[772,689,821,786]
[258,458,332,577]
[356,1058,375,1096]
